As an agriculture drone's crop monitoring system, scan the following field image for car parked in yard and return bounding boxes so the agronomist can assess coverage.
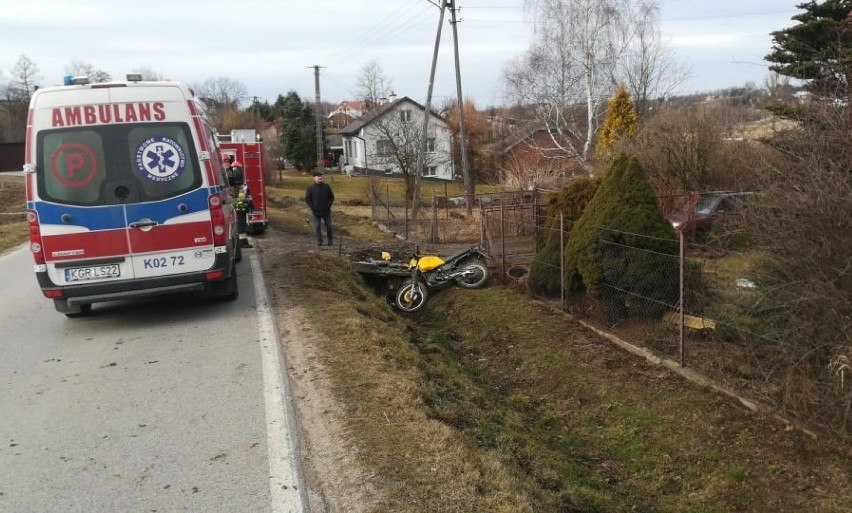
[667,191,755,238]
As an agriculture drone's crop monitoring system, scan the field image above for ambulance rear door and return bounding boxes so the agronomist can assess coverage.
[33,84,216,287]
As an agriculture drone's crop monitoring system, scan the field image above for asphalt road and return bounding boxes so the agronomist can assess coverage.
[0,245,306,512]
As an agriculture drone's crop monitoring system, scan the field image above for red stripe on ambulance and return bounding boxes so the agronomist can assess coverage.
[41,230,130,262]
[128,221,213,253]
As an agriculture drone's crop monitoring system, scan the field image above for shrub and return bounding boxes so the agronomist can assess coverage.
[564,155,678,319]
[528,177,601,296]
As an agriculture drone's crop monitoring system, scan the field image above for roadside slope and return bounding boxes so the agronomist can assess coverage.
[256,221,852,513]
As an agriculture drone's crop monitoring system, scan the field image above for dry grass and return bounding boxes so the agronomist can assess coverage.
[260,195,852,512]
[0,176,26,254]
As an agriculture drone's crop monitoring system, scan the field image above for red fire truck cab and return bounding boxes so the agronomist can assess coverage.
[218,129,269,234]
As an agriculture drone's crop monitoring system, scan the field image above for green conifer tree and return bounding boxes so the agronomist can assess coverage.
[766,0,852,97]
[528,177,601,296]
[597,84,638,154]
[564,155,677,319]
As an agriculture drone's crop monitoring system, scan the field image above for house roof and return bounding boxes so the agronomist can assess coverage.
[336,100,364,111]
[338,96,446,136]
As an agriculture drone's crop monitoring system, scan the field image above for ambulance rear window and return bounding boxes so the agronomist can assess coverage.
[37,123,202,206]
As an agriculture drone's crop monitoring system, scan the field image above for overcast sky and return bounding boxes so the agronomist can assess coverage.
[0,0,800,108]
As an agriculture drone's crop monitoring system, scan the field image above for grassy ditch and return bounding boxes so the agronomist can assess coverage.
[263,207,852,513]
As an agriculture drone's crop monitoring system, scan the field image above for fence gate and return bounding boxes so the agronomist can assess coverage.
[481,193,539,278]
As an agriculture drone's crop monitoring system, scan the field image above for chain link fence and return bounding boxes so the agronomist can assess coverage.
[482,203,851,438]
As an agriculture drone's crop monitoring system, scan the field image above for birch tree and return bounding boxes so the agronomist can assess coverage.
[504,0,658,172]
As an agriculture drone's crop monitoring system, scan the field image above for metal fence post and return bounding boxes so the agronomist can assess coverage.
[679,229,685,367]
[560,211,565,309]
[500,202,506,278]
[431,191,438,244]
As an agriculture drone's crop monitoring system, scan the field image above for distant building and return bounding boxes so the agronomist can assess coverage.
[327,101,364,119]
[327,101,365,130]
[338,96,454,180]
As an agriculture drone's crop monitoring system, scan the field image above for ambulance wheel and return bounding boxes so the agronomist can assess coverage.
[234,239,243,263]
[213,265,239,301]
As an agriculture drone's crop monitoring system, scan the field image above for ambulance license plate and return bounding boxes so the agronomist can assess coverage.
[65,264,121,282]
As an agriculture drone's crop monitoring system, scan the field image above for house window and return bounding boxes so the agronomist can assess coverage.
[424,165,437,177]
[376,139,393,155]
[400,110,412,123]
[426,137,436,153]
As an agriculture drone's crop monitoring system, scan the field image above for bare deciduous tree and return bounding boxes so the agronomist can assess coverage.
[65,59,111,83]
[356,59,393,112]
[367,108,449,208]
[619,2,691,117]
[746,102,852,434]
[2,55,42,141]
[131,67,163,81]
[764,71,794,101]
[617,103,725,192]
[500,150,563,191]
[8,55,42,102]
[194,76,248,112]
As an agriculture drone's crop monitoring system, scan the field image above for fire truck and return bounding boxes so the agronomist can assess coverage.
[218,129,269,234]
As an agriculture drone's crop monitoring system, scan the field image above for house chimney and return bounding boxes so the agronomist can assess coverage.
[388,91,397,103]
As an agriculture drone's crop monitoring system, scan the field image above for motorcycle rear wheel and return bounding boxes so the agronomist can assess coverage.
[456,261,490,289]
[395,280,429,313]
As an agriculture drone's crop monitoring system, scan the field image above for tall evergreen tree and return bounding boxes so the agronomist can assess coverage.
[278,91,317,171]
[765,0,852,97]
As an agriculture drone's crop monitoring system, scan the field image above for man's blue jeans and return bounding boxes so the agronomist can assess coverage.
[312,212,333,245]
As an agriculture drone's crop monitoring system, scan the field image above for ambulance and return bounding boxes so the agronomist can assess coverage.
[218,129,269,234]
[24,75,241,316]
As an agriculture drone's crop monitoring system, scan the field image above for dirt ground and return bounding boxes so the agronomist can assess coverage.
[252,232,383,511]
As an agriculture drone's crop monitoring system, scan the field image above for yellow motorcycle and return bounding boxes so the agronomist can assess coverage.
[396,245,491,313]
[355,244,490,313]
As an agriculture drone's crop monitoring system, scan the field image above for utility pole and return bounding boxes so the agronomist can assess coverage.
[310,65,325,171]
[448,0,473,213]
[413,0,447,216]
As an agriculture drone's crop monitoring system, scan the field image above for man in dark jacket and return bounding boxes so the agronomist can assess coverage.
[304,171,335,246]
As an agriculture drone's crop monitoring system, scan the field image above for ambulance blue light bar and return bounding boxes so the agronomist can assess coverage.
[63,75,90,86]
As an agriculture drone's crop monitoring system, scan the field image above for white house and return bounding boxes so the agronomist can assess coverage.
[338,96,455,181]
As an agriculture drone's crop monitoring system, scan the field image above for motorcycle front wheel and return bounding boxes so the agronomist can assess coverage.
[395,280,429,313]
[456,261,490,289]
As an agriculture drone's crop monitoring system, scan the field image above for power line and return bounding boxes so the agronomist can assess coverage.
[323,1,434,68]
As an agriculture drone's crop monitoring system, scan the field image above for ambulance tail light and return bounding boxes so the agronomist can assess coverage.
[208,194,227,246]
[27,209,46,265]
[205,270,226,282]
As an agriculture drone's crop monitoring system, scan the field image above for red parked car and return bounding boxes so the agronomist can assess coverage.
[667,191,755,238]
